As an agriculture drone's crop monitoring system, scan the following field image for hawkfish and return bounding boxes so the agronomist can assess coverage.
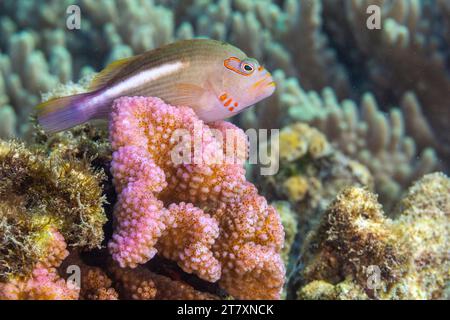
[37,39,276,133]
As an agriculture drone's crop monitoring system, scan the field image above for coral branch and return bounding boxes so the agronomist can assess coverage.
[108,96,285,299]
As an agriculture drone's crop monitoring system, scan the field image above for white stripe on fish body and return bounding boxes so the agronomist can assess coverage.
[100,60,188,100]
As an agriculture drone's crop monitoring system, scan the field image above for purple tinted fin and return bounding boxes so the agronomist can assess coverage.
[36,92,96,133]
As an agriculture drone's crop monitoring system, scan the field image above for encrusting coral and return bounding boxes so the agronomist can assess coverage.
[108,96,285,300]
[0,140,107,279]
[294,172,449,300]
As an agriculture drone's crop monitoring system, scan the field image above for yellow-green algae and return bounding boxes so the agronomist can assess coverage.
[258,122,374,247]
[273,201,298,266]
[0,140,106,279]
[295,173,449,300]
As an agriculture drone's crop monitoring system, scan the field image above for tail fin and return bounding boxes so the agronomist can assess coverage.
[36,92,94,133]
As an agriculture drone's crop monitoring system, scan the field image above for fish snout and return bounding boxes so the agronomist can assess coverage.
[252,70,276,92]
[264,73,276,91]
[257,71,276,97]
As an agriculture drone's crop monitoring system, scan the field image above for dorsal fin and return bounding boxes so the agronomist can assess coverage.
[89,55,138,90]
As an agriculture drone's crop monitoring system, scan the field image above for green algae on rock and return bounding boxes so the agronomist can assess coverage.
[0,140,107,279]
[294,172,449,300]
[257,122,374,247]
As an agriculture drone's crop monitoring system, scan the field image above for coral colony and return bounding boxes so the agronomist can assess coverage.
[108,97,285,299]
[0,0,449,300]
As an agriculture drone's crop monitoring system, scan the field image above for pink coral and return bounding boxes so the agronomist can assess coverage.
[0,229,79,300]
[108,96,285,299]
[108,179,168,268]
[157,202,221,282]
[108,261,218,300]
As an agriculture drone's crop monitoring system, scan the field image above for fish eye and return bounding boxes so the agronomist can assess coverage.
[224,57,255,76]
[243,64,253,72]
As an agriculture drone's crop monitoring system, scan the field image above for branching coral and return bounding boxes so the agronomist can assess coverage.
[0,105,16,138]
[78,266,118,300]
[294,172,449,300]
[58,251,118,300]
[324,0,450,155]
[309,90,439,208]
[1,0,449,165]
[0,27,74,138]
[246,79,439,209]
[167,0,349,95]
[0,140,107,279]
[107,96,285,299]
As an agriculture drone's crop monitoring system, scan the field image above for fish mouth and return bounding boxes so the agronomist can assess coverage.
[253,74,276,91]
[260,75,276,97]
[249,71,276,102]
[266,81,276,88]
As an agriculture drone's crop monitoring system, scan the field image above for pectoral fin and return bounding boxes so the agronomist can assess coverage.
[171,83,214,110]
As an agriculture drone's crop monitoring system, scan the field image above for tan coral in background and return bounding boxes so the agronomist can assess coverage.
[295,173,449,300]
[246,80,438,209]
[257,122,374,247]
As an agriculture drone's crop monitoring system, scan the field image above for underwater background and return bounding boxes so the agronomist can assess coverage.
[0,0,448,300]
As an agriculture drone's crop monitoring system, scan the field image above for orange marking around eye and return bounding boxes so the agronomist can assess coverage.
[258,66,264,71]
[224,57,253,76]
[224,98,233,107]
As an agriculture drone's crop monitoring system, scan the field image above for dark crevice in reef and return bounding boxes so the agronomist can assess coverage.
[70,249,227,298]
[147,255,227,298]
[99,163,115,247]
